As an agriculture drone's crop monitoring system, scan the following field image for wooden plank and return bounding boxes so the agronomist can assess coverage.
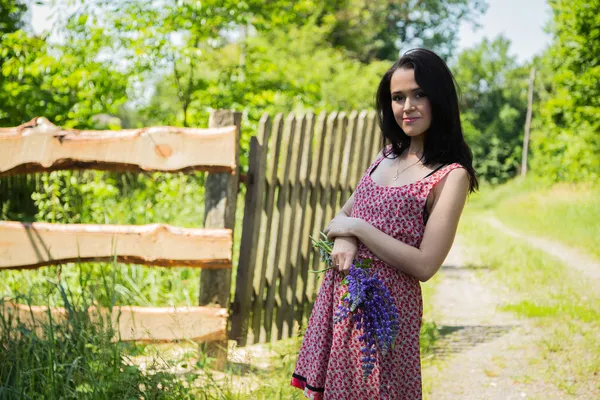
[199,110,240,308]
[199,109,239,369]
[246,115,273,345]
[229,114,269,345]
[264,113,296,343]
[369,110,384,161]
[1,300,227,343]
[276,113,309,340]
[351,110,370,187]
[360,111,377,179]
[307,112,338,304]
[339,110,359,206]
[299,112,327,328]
[0,117,237,176]
[250,113,284,344]
[327,113,346,227]
[289,113,315,337]
[0,221,232,270]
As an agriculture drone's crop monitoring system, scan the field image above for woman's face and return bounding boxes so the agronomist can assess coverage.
[390,67,432,138]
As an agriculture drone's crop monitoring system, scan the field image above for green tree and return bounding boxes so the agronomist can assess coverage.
[0,0,26,34]
[323,0,488,62]
[0,1,129,128]
[56,0,487,128]
[530,0,600,182]
[453,36,530,183]
[246,0,487,62]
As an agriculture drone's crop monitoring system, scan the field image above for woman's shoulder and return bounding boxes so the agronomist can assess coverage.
[437,162,468,179]
[427,163,469,192]
[447,162,467,171]
[434,164,470,195]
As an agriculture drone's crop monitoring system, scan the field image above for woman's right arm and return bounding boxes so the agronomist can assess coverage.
[336,193,355,217]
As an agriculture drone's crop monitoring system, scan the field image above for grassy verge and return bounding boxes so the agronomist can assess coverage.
[421,272,443,358]
[468,178,600,261]
[0,259,306,399]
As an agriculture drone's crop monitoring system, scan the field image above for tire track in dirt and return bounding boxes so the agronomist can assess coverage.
[483,216,600,281]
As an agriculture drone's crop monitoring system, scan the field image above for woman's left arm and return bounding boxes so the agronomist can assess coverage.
[344,168,469,282]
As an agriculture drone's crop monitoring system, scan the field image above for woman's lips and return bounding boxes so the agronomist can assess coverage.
[403,117,420,123]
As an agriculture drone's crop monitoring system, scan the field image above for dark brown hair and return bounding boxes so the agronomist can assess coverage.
[375,48,478,193]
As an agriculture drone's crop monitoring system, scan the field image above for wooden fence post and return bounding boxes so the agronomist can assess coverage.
[229,115,270,345]
[199,109,241,306]
[199,109,241,366]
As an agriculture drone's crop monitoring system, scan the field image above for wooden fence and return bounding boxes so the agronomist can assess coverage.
[230,110,384,345]
[0,111,241,365]
[0,109,384,350]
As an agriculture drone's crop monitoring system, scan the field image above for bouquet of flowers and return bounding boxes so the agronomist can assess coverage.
[310,232,400,379]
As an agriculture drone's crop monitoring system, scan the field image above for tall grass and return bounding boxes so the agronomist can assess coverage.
[0,264,196,399]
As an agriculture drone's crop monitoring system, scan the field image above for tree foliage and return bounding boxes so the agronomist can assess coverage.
[453,36,529,183]
[530,0,600,182]
[2,0,598,186]
[0,0,26,34]
[0,2,128,127]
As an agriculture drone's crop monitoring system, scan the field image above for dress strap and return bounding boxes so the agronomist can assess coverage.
[365,148,388,177]
[425,163,465,188]
[422,163,466,225]
[423,163,448,179]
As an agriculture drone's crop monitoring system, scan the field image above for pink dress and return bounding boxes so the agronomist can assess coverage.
[291,146,465,399]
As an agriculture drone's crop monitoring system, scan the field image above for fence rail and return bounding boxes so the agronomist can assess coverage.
[0,113,239,366]
[0,221,232,270]
[1,300,227,343]
[0,117,237,176]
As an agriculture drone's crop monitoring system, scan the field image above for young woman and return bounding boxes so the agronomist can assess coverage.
[290,48,479,399]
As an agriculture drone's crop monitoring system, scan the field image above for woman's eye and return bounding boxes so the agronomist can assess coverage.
[393,95,404,101]
[415,92,426,98]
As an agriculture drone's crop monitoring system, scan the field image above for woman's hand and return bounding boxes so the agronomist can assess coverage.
[331,236,358,275]
[323,215,362,241]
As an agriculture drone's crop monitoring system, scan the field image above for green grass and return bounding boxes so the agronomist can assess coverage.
[0,271,196,399]
[468,177,600,261]
[0,259,306,399]
[420,272,443,359]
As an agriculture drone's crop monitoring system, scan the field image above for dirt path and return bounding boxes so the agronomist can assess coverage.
[423,235,568,400]
[483,216,600,281]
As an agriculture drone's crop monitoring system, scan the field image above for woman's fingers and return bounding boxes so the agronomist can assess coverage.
[340,257,352,274]
[330,254,338,268]
[333,254,352,274]
[331,253,342,272]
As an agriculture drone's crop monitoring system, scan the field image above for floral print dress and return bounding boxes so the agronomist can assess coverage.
[291,146,465,399]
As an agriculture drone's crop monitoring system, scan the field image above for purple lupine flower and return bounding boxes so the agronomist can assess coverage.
[334,264,400,379]
[311,236,400,380]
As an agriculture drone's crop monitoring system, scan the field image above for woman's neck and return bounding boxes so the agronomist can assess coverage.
[406,137,424,159]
